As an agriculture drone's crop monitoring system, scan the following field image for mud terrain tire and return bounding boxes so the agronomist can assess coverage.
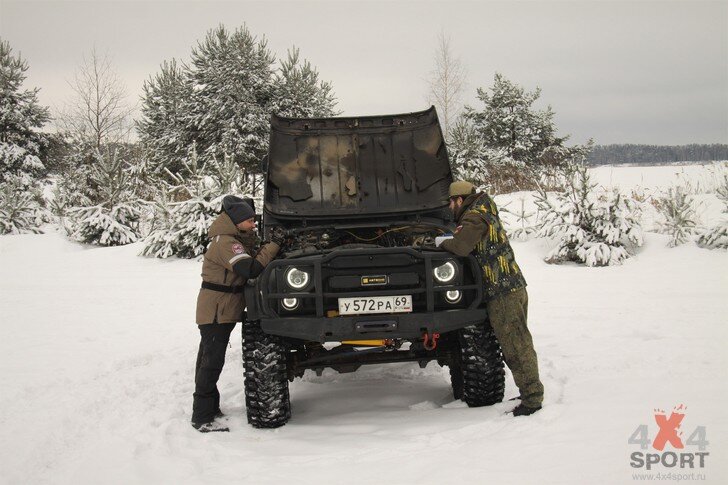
[449,324,505,407]
[243,319,291,428]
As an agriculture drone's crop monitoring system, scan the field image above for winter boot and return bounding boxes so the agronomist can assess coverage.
[512,403,542,417]
[192,420,229,433]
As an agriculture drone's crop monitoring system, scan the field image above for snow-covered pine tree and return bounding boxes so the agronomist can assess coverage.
[140,147,250,259]
[64,148,143,246]
[536,163,643,266]
[464,73,565,167]
[273,48,337,118]
[136,58,192,182]
[505,196,538,241]
[697,173,728,250]
[185,25,277,177]
[0,39,50,234]
[446,117,526,193]
[655,186,697,247]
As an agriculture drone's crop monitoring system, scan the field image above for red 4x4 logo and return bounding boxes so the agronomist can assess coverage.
[628,404,710,471]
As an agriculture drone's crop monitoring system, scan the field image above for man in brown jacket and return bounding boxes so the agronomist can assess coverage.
[441,181,544,416]
[192,195,283,432]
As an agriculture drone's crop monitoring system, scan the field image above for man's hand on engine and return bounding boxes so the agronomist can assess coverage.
[270,226,287,246]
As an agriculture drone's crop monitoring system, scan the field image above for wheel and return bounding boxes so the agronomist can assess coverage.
[448,323,505,407]
[242,319,291,428]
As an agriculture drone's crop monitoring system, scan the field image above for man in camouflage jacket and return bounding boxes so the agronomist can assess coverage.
[192,195,283,432]
[441,181,544,416]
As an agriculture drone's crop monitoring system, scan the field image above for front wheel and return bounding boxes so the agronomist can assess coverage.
[447,324,505,407]
[242,320,291,428]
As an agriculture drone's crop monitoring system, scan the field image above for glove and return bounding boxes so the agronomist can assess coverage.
[270,226,286,246]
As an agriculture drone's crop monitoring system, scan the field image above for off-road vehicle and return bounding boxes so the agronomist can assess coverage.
[243,107,505,428]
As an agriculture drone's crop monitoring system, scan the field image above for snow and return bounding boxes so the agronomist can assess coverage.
[1,165,727,484]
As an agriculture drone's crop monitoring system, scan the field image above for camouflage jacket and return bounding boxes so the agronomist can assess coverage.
[441,192,526,301]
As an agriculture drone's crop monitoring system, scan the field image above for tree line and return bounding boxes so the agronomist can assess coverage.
[587,144,728,166]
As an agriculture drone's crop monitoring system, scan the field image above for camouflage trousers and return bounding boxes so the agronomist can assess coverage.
[486,287,544,408]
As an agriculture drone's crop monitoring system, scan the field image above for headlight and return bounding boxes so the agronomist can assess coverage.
[445,290,462,303]
[285,267,310,289]
[281,297,299,310]
[433,261,456,283]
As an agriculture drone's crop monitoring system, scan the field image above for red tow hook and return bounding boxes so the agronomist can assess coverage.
[423,332,440,350]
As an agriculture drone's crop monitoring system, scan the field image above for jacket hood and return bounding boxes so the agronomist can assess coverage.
[208,212,241,238]
[208,212,259,247]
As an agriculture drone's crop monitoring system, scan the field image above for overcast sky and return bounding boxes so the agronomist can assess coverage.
[1,0,726,145]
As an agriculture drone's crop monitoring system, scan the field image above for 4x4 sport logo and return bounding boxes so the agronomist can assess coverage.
[629,404,709,471]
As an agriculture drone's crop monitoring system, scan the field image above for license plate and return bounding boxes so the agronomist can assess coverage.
[338,295,413,315]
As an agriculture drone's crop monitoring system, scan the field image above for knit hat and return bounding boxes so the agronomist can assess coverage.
[449,181,475,198]
[222,195,256,225]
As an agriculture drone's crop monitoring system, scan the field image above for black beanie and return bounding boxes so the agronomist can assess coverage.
[223,195,256,225]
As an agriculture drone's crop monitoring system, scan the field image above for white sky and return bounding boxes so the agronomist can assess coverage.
[1,0,727,145]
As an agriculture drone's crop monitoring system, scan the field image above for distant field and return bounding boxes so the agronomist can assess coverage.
[589,161,726,193]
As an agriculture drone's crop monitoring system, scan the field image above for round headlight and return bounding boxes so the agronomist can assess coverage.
[445,290,462,303]
[285,267,310,289]
[433,261,456,283]
[282,297,299,310]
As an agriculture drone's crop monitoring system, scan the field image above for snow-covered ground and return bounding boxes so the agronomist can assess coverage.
[1,164,726,484]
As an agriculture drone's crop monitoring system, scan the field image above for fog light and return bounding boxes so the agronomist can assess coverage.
[434,261,456,283]
[281,297,299,310]
[445,290,461,303]
[285,267,310,289]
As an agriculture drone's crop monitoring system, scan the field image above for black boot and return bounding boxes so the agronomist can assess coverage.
[512,403,542,416]
[192,420,229,433]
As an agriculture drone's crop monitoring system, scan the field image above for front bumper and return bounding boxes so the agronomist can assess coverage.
[261,308,487,341]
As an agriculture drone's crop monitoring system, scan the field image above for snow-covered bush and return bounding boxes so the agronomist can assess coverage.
[0,181,45,234]
[536,163,643,266]
[502,196,538,241]
[697,172,728,250]
[63,148,144,246]
[448,118,529,194]
[654,186,697,247]
[139,195,222,258]
[65,203,142,246]
[140,151,252,259]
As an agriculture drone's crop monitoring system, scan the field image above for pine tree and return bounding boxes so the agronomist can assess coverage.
[185,25,277,176]
[465,73,565,167]
[536,163,643,266]
[140,147,252,259]
[0,39,50,234]
[655,186,697,247]
[273,48,337,118]
[137,58,192,180]
[64,148,143,246]
[697,173,728,250]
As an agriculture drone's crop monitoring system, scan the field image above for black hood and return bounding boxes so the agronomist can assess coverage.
[265,106,452,219]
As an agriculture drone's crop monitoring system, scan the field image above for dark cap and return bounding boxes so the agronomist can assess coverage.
[222,195,256,225]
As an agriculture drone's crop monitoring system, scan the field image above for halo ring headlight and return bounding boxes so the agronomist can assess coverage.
[285,267,310,289]
[445,290,462,303]
[433,261,457,283]
[282,297,299,310]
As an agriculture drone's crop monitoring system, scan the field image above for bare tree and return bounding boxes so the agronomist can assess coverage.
[426,30,467,140]
[57,49,134,149]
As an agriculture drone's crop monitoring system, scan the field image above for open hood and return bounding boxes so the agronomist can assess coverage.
[265,106,452,218]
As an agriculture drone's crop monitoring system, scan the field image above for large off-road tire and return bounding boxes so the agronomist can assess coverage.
[448,324,505,407]
[242,319,291,428]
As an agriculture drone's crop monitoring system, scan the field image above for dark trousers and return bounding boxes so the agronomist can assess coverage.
[192,323,236,424]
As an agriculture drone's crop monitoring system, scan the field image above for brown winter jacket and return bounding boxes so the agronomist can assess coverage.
[195,213,280,324]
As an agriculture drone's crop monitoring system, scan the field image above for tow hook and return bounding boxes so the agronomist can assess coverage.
[422,331,440,351]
